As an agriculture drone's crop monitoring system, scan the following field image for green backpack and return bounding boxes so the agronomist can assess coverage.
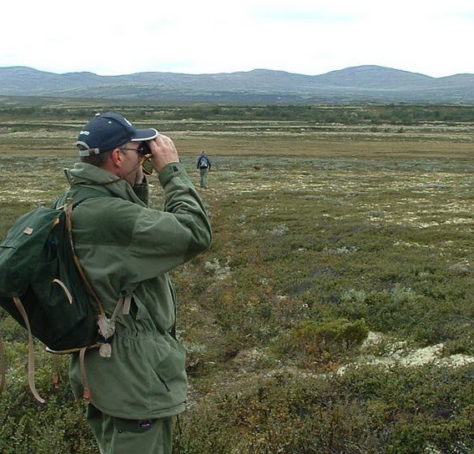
[0,187,113,402]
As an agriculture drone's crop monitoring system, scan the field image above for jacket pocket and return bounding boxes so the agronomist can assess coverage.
[151,336,187,399]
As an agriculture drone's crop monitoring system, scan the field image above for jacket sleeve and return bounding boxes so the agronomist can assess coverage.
[127,162,212,283]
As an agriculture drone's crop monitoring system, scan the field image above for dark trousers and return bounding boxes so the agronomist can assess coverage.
[87,404,173,454]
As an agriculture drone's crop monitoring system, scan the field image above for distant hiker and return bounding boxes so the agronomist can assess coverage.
[196,150,211,188]
[64,113,212,454]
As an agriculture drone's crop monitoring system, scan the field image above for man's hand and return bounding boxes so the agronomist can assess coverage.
[147,134,179,173]
[134,164,145,185]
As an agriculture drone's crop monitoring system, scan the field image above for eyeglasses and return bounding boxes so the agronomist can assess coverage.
[119,146,147,155]
[119,145,154,175]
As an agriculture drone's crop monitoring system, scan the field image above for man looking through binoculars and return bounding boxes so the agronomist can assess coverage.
[61,112,212,453]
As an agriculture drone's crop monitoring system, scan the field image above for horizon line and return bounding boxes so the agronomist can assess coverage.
[1,64,472,79]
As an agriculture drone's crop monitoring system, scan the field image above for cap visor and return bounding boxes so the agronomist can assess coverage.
[131,128,159,141]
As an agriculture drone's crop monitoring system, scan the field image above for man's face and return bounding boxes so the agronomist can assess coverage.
[118,141,143,185]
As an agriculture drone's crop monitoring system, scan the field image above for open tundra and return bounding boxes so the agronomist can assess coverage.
[0,103,473,453]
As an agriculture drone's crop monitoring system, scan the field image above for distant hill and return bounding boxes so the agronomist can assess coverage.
[1,65,474,104]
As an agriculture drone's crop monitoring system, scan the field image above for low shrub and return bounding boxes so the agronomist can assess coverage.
[274,318,369,368]
[175,365,474,454]
[0,342,96,453]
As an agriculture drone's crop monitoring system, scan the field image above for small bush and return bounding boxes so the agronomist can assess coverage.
[275,318,369,367]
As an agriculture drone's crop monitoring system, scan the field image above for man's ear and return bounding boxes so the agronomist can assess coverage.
[110,148,123,168]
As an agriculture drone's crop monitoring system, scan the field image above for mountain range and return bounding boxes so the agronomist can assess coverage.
[1,65,474,104]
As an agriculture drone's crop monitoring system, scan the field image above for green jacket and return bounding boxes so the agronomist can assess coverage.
[58,161,211,419]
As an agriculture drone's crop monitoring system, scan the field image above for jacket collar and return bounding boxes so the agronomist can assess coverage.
[64,162,145,206]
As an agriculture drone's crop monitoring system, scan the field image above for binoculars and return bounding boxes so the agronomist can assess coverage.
[138,142,154,175]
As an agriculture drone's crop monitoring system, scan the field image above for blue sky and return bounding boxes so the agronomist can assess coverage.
[1,0,474,77]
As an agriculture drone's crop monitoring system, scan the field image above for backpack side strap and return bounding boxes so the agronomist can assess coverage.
[0,340,5,395]
[12,296,46,404]
[79,347,91,402]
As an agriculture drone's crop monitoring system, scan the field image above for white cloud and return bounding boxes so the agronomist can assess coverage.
[1,0,474,76]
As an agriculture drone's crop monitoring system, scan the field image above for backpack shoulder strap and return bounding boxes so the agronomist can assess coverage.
[63,196,105,318]
[54,184,110,211]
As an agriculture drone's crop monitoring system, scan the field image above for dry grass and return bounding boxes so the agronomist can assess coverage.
[1,115,473,158]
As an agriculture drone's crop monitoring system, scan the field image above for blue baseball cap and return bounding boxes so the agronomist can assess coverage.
[76,112,159,156]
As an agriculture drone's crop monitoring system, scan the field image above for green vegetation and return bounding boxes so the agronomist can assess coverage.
[177,367,474,454]
[2,99,474,123]
[0,102,473,453]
